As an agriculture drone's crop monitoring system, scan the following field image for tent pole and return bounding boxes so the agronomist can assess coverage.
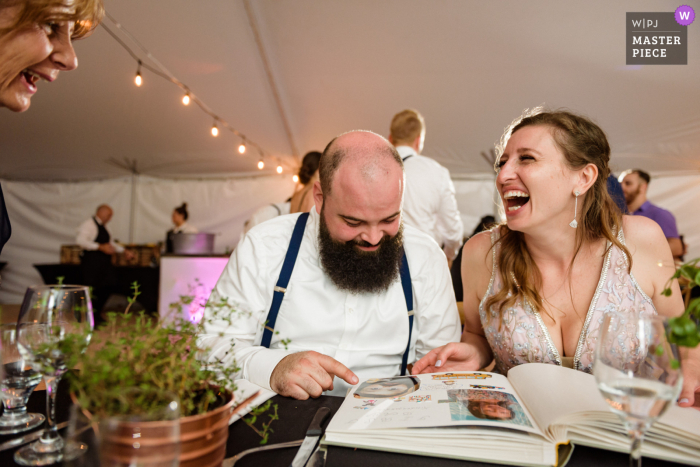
[128,163,138,244]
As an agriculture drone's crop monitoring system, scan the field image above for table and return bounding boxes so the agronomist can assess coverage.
[1,388,687,467]
[33,264,160,313]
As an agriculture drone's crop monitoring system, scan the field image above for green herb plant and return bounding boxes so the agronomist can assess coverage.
[662,258,700,356]
[64,281,281,443]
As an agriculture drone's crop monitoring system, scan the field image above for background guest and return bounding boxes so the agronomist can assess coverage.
[451,215,496,303]
[621,169,683,260]
[388,109,463,263]
[242,198,291,237]
[170,202,198,234]
[76,204,133,323]
[606,174,627,214]
[290,151,322,213]
[166,202,198,253]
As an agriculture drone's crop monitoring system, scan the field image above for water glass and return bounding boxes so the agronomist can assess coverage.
[14,285,93,466]
[0,324,45,434]
[594,311,683,467]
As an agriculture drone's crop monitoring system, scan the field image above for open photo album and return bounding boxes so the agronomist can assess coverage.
[323,363,700,467]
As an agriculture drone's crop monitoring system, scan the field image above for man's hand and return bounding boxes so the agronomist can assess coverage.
[412,342,482,375]
[98,243,115,255]
[123,249,136,261]
[270,351,358,400]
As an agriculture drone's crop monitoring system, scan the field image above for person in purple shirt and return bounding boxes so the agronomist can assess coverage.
[621,169,683,259]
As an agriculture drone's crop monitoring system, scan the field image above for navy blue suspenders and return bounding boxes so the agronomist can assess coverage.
[260,212,415,376]
[260,212,310,348]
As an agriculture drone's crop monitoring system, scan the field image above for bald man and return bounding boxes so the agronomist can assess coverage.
[76,205,132,322]
[202,131,461,399]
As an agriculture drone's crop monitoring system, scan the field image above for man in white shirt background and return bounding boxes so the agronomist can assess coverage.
[203,130,461,399]
[388,109,463,264]
[76,204,133,323]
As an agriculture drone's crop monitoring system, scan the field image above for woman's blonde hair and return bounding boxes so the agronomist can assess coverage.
[484,108,630,321]
[1,0,104,39]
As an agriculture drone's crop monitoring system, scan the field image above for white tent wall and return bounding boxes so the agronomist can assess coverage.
[1,173,698,305]
[0,175,295,304]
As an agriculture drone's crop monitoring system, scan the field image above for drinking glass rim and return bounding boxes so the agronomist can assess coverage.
[604,311,669,324]
[27,284,90,292]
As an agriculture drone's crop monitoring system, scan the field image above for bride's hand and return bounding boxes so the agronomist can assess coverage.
[412,342,482,375]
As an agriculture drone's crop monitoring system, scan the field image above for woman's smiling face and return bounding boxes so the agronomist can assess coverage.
[496,125,577,233]
[0,5,78,112]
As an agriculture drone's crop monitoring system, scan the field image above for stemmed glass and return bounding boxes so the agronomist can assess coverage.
[594,311,683,467]
[14,285,94,466]
[1,324,45,434]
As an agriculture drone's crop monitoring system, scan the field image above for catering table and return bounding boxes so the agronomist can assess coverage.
[0,386,687,467]
[33,264,160,313]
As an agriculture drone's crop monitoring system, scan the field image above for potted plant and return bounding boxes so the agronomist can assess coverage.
[63,283,277,467]
[663,257,700,352]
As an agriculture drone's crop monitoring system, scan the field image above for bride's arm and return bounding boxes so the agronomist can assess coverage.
[413,230,494,374]
[624,215,700,408]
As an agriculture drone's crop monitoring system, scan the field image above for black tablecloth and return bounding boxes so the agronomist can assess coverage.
[33,264,160,313]
[0,386,688,467]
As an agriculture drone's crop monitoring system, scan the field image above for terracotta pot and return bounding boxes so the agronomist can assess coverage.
[73,390,259,467]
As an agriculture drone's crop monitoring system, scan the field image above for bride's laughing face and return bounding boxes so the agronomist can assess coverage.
[0,5,78,112]
[496,125,578,233]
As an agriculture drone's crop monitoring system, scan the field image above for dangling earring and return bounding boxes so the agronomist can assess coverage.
[569,191,580,228]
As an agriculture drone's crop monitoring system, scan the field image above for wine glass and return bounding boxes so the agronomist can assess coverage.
[1,324,45,434]
[594,311,683,467]
[14,285,94,466]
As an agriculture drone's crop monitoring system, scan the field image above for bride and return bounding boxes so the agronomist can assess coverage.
[413,109,699,409]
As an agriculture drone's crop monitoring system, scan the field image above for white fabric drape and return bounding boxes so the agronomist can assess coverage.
[0,175,295,304]
[1,174,698,305]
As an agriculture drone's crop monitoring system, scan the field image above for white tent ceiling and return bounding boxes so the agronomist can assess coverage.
[0,0,699,181]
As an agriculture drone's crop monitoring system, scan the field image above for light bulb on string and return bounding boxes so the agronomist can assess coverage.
[134,60,142,87]
[293,175,299,183]
[276,165,283,174]
[182,92,190,105]
[211,121,219,137]
[257,159,264,170]
[238,141,247,154]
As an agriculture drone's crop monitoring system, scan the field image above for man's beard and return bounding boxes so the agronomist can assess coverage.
[624,185,640,205]
[318,209,404,294]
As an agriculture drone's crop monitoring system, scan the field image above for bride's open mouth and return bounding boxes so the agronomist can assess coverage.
[503,190,530,213]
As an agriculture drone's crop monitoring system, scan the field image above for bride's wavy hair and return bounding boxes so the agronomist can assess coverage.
[484,108,630,321]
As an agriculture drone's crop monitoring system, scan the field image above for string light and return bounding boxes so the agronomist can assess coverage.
[134,59,142,87]
[101,16,277,171]
[293,175,299,183]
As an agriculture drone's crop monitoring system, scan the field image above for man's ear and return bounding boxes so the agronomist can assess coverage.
[312,180,324,214]
[640,182,649,196]
[412,135,422,152]
[387,134,394,145]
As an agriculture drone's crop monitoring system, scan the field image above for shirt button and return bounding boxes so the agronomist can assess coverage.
[348,308,354,313]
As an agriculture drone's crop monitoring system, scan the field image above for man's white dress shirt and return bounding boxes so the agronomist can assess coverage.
[75,217,124,253]
[397,146,464,261]
[202,209,461,396]
[172,222,199,234]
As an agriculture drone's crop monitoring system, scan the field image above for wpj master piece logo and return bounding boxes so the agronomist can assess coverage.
[626,6,693,65]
